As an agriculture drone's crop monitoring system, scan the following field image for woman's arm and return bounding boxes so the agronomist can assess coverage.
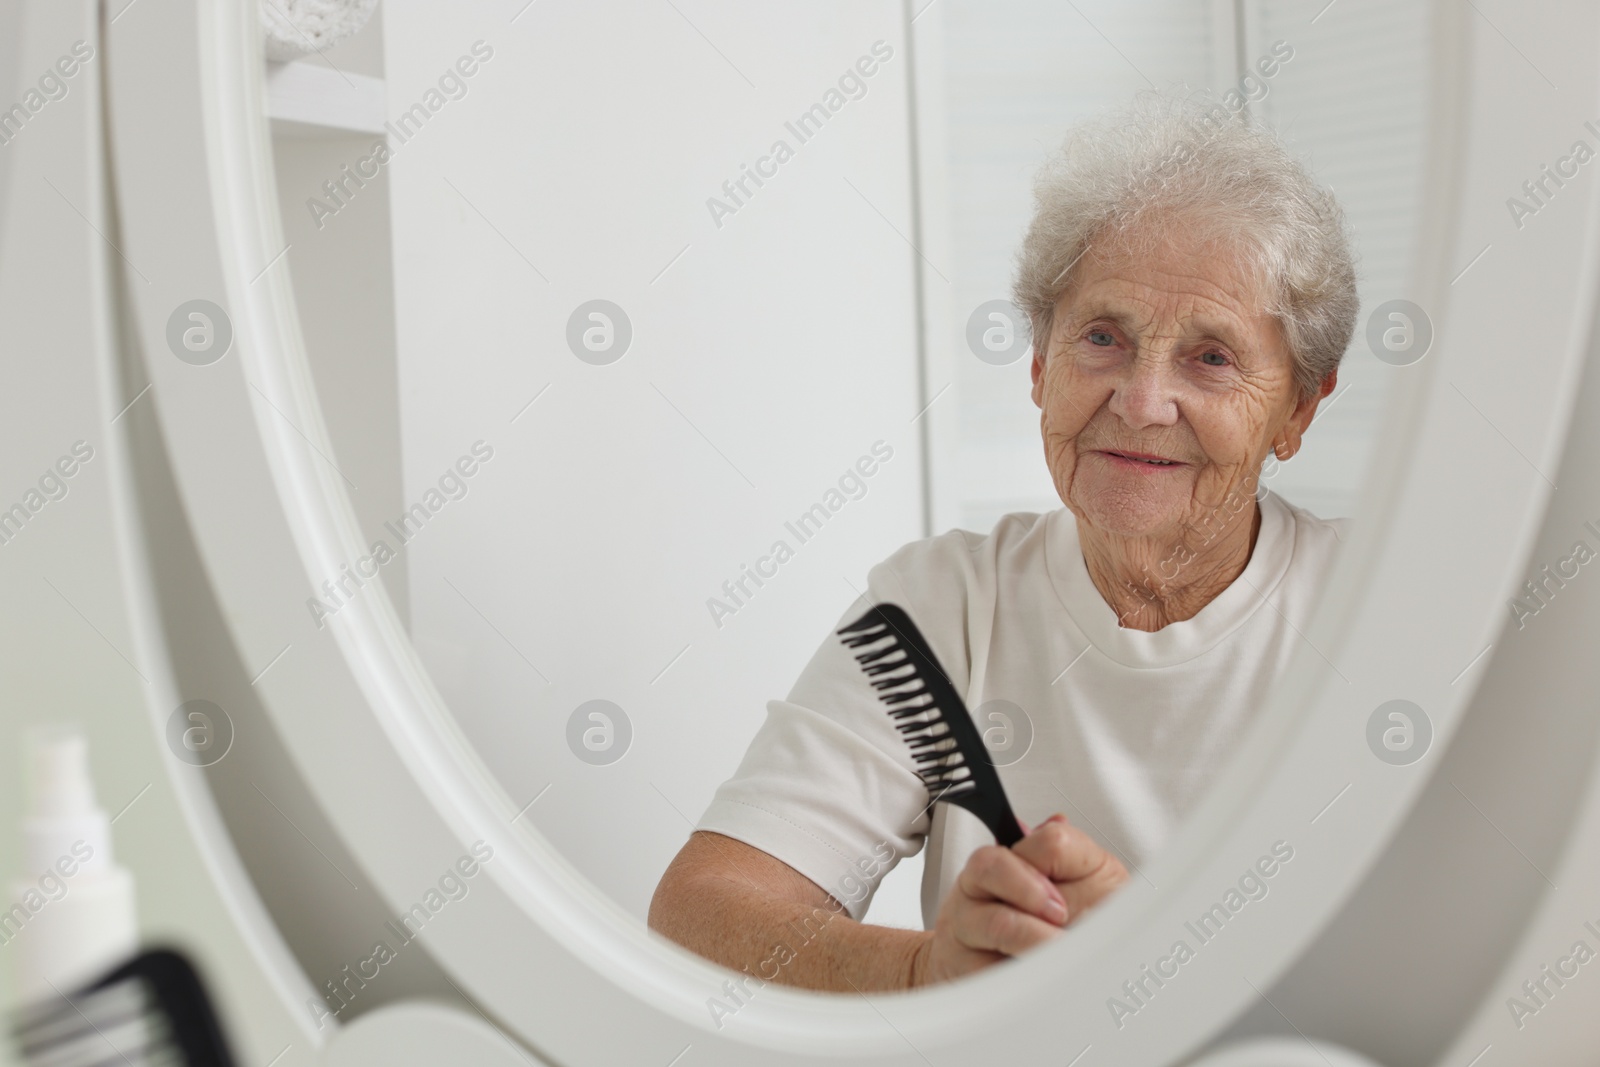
[648,830,928,993]
[649,817,1128,993]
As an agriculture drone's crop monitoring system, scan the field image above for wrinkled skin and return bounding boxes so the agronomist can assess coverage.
[1031,221,1337,630]
[913,814,1128,986]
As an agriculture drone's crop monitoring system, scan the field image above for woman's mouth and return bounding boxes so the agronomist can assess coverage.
[1097,449,1184,469]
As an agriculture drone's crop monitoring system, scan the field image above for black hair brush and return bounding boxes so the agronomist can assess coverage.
[12,948,237,1067]
[838,602,1025,847]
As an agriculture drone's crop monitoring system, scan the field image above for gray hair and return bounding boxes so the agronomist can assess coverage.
[1012,92,1359,403]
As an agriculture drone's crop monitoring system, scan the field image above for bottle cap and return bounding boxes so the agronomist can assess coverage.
[26,726,96,818]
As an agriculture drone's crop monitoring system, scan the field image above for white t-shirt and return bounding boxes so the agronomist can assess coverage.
[695,488,1345,928]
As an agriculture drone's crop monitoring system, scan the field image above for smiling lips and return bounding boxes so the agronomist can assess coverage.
[1097,449,1185,468]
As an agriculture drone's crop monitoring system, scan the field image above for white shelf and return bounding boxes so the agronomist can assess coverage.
[266,60,386,138]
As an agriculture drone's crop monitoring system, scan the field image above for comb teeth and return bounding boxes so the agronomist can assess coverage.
[838,602,1025,846]
[840,622,893,649]
[840,613,974,793]
[854,644,902,666]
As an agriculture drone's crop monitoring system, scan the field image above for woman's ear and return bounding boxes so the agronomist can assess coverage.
[1287,368,1338,442]
[1030,347,1045,409]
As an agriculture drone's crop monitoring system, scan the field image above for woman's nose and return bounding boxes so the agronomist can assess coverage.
[1106,351,1181,429]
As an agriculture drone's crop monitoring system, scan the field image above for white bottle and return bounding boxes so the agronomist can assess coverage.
[8,727,137,1004]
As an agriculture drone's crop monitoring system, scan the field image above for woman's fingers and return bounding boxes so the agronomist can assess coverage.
[956,845,1068,926]
[919,818,1132,984]
[953,899,1064,956]
[1012,814,1111,882]
[1011,814,1130,922]
[1058,851,1129,923]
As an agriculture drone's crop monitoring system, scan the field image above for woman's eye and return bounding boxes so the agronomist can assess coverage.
[1200,350,1229,367]
[1087,330,1116,347]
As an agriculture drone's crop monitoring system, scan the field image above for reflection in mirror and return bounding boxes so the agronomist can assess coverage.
[654,89,1357,994]
[277,0,1430,1002]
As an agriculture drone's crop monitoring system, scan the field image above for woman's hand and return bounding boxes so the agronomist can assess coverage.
[911,814,1129,987]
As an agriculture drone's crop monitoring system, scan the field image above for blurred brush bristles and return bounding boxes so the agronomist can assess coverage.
[14,978,162,1067]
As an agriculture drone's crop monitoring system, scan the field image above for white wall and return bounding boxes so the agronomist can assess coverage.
[383,0,927,922]
[0,0,22,258]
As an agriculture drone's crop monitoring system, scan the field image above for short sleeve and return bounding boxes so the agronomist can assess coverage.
[694,533,977,922]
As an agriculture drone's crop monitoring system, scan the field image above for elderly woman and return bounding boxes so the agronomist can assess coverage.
[650,94,1357,993]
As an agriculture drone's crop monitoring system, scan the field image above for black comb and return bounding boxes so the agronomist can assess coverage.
[838,602,1025,847]
[12,948,238,1067]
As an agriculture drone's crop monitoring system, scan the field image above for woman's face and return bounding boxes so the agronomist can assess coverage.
[1031,224,1332,542]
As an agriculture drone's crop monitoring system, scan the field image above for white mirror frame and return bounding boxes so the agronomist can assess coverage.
[98,0,1600,1063]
